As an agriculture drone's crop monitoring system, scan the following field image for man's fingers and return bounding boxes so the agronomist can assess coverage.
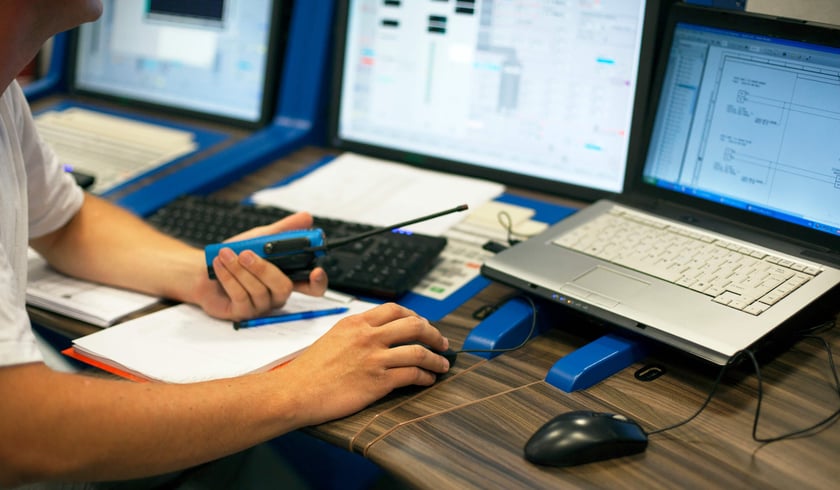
[224,211,314,242]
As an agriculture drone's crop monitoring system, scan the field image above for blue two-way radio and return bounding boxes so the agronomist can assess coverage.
[204,204,468,281]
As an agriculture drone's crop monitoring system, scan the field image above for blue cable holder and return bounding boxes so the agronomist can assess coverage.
[545,333,647,392]
[462,296,554,359]
[462,295,646,391]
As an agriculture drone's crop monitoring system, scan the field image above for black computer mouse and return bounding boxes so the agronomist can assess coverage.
[524,410,648,467]
[394,344,458,367]
[437,348,458,366]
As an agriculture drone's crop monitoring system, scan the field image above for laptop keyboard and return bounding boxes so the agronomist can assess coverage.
[553,206,822,316]
[35,108,197,194]
[146,195,448,299]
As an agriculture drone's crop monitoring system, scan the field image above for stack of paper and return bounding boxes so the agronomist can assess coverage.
[26,249,160,327]
[68,291,376,383]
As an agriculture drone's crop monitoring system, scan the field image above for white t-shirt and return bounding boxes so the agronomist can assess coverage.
[0,81,84,367]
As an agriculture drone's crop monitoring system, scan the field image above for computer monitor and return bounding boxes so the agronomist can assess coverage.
[70,0,287,128]
[328,0,662,201]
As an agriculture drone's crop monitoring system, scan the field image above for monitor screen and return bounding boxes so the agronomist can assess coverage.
[72,0,284,127]
[329,0,660,200]
[642,22,840,237]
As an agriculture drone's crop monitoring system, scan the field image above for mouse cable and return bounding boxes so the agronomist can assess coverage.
[455,293,540,358]
[647,319,840,445]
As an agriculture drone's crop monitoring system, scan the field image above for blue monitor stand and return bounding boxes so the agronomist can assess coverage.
[463,295,647,392]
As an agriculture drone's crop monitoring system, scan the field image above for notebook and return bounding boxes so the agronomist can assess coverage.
[33,0,288,195]
[328,0,662,202]
[482,3,840,365]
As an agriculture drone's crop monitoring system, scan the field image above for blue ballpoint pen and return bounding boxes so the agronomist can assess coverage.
[233,307,350,330]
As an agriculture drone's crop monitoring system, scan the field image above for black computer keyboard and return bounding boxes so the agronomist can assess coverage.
[146,195,447,299]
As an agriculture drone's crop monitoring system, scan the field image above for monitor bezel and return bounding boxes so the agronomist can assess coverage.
[66,0,289,129]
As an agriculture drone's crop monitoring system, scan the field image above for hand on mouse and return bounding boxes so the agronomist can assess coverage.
[272,302,451,426]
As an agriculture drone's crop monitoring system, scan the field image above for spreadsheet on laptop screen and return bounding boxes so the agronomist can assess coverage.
[332,0,657,199]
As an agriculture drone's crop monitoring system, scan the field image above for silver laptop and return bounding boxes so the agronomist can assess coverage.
[482,4,840,365]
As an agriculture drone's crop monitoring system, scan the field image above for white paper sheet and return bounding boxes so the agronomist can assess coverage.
[250,153,505,236]
[26,249,160,327]
[71,292,377,383]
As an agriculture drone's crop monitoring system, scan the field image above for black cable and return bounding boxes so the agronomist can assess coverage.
[746,336,840,444]
[497,210,520,246]
[646,320,840,445]
[646,352,743,435]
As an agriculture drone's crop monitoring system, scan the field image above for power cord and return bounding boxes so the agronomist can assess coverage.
[647,319,840,444]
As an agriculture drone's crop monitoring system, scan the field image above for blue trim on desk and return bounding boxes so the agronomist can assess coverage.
[398,278,491,323]
[683,0,745,9]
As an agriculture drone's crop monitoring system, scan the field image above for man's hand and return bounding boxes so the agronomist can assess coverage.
[276,302,451,426]
[194,211,328,320]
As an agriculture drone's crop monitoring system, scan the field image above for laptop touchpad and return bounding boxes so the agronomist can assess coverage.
[572,266,650,301]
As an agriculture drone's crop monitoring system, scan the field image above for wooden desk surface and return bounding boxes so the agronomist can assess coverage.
[225,148,839,489]
[307,279,839,489]
[37,147,840,489]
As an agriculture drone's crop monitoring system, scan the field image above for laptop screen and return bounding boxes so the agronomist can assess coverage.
[71,0,284,127]
[642,19,840,237]
[329,0,660,201]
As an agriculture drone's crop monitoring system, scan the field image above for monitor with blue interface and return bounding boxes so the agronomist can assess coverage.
[641,16,840,238]
[71,0,285,127]
[329,0,661,201]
